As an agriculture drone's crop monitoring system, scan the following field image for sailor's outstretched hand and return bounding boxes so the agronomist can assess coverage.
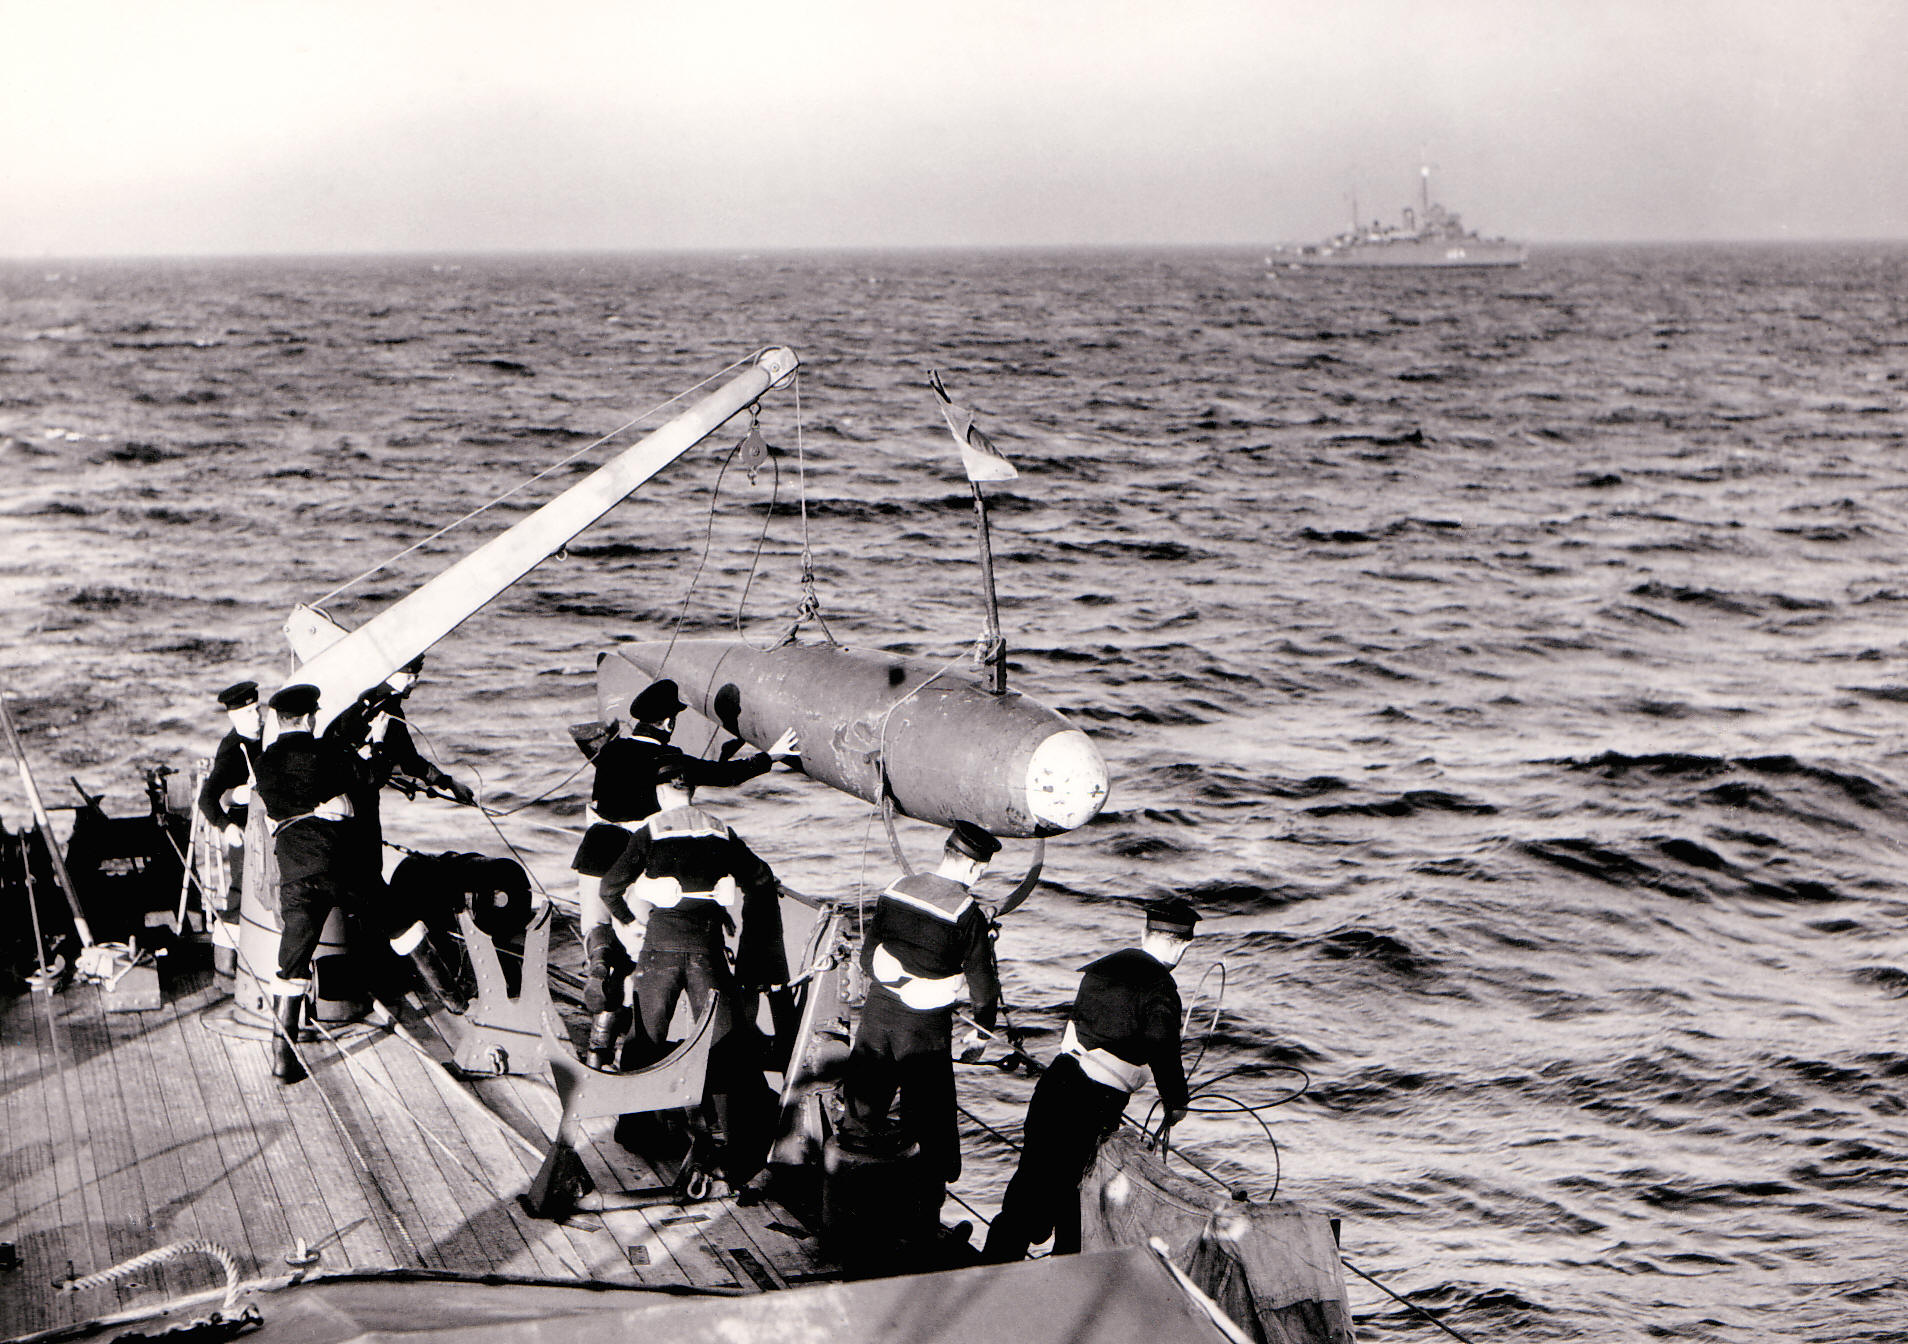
[444,777,477,806]
[768,728,800,762]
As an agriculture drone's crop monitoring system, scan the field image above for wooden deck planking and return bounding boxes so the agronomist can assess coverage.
[380,1030,632,1282]
[291,1041,441,1270]
[240,1021,422,1272]
[121,986,263,1300]
[3,988,105,1337]
[53,987,196,1315]
[319,1028,492,1271]
[31,987,120,1313]
[61,987,168,1312]
[167,982,316,1276]
[215,1014,401,1274]
[335,1023,560,1279]
[4,935,855,1341]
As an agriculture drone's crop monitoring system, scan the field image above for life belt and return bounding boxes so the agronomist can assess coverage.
[626,807,738,908]
[869,942,963,1010]
[271,794,353,835]
[628,872,738,910]
[646,808,729,842]
[1060,1020,1149,1093]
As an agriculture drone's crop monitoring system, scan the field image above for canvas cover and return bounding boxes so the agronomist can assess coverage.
[35,1246,1242,1344]
[1082,1130,1356,1344]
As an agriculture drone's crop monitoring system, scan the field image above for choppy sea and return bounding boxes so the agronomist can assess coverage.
[3,245,1906,1342]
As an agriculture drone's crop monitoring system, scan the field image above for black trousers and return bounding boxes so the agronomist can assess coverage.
[845,989,961,1183]
[982,1053,1129,1261]
[625,943,733,1061]
[276,870,402,981]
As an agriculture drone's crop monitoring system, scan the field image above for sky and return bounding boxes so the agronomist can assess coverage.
[3,0,1905,257]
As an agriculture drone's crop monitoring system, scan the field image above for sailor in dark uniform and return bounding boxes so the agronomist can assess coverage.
[195,679,263,975]
[574,677,796,1067]
[253,682,464,1083]
[349,655,476,846]
[981,896,1199,1263]
[597,755,787,1180]
[842,821,1003,1209]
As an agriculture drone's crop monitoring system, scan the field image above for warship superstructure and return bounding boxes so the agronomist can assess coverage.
[1272,165,1526,269]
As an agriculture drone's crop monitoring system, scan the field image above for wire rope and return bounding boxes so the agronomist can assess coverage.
[308,351,763,610]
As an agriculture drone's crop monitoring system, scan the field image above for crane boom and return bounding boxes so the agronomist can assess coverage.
[283,348,799,730]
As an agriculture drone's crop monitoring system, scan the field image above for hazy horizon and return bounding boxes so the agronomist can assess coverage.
[9,237,1908,267]
[5,0,1905,259]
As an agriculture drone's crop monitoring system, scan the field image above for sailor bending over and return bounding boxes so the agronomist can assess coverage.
[982,896,1198,1262]
[842,821,1003,1214]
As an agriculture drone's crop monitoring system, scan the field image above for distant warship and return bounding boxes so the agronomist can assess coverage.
[1271,165,1526,269]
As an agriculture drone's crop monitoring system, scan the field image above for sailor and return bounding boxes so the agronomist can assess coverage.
[841,821,1003,1213]
[253,682,465,1083]
[349,655,476,845]
[573,676,796,1068]
[195,679,263,978]
[596,755,787,1183]
[981,896,1199,1263]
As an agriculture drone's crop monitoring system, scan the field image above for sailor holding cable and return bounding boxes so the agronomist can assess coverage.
[981,896,1199,1263]
[254,682,469,1083]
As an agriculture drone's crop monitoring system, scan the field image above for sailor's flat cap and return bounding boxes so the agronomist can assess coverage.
[216,680,259,709]
[1144,896,1201,937]
[267,683,321,717]
[630,679,687,722]
[946,820,1001,863]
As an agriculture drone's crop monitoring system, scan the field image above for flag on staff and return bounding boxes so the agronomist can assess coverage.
[930,370,1018,483]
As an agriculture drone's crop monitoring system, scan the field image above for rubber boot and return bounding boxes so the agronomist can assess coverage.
[587,1011,623,1070]
[272,994,307,1084]
[408,944,469,1014]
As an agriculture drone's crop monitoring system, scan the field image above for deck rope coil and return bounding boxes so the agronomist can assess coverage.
[55,1239,246,1316]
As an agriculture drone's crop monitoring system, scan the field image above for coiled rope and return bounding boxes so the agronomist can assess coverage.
[56,1239,245,1316]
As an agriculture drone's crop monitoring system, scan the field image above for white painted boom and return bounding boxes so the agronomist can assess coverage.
[283,348,799,731]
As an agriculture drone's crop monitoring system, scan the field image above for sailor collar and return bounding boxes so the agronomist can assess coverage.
[881,878,974,924]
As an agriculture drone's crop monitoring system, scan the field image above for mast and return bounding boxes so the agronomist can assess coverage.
[290,347,800,731]
[971,481,1007,694]
[1,695,94,945]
